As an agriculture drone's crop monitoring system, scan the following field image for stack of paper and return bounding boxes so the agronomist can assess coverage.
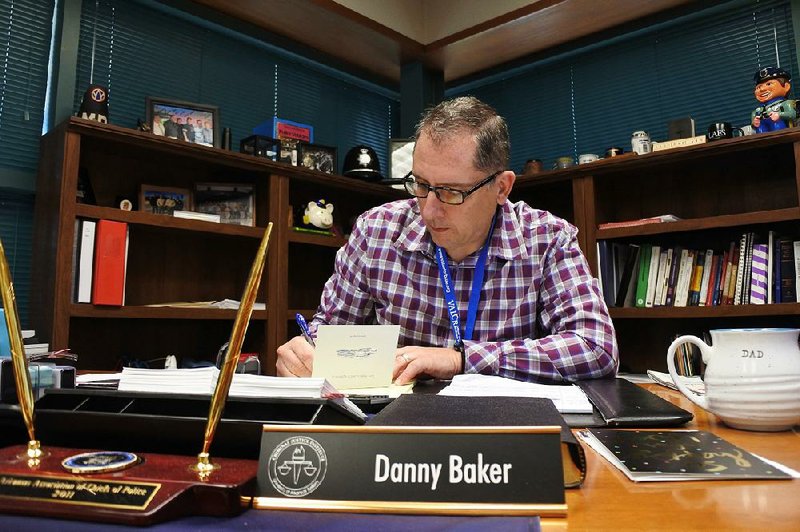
[438,374,594,414]
[118,367,218,394]
[114,367,365,420]
[646,370,705,395]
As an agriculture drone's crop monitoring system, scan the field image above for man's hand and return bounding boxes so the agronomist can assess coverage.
[393,346,462,385]
[276,335,314,377]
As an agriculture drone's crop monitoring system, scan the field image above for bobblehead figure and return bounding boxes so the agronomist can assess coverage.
[751,66,796,133]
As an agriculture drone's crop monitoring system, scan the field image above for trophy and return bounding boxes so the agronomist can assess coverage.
[0,223,273,525]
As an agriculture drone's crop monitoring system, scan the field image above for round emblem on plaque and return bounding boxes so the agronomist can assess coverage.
[62,451,141,474]
[268,436,328,497]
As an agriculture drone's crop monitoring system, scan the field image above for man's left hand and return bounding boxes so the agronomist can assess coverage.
[393,346,462,385]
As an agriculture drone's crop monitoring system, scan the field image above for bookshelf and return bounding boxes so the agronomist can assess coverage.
[513,128,800,373]
[31,117,402,372]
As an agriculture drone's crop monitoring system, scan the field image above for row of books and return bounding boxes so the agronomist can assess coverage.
[598,231,800,308]
[73,219,129,306]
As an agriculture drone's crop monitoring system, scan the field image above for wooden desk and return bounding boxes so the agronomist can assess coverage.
[545,384,800,530]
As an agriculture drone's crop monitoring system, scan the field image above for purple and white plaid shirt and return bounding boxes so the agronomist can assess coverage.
[310,199,618,383]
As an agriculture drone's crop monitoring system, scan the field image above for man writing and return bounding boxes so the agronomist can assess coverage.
[277,96,617,384]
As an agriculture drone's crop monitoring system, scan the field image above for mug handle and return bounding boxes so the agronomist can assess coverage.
[666,335,710,411]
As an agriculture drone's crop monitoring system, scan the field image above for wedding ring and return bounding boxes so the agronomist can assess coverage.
[401,353,411,364]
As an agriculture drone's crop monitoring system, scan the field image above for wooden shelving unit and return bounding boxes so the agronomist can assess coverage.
[31,117,402,372]
[512,128,800,373]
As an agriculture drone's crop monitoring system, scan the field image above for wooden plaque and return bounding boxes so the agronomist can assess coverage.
[0,445,257,525]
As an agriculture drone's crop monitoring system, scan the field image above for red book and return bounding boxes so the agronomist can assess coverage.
[92,220,128,306]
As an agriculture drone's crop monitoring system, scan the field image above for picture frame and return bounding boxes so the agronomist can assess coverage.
[389,138,415,179]
[193,182,255,227]
[240,135,281,161]
[139,185,192,215]
[146,96,220,148]
[297,143,337,174]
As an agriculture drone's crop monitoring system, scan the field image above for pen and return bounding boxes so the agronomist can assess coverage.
[295,313,316,347]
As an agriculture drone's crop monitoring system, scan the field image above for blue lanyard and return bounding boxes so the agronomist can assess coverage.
[435,211,498,349]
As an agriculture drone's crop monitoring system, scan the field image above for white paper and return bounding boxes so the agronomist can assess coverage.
[438,374,594,414]
[312,325,400,390]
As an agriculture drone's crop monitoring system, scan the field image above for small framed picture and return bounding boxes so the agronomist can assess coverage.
[390,138,415,179]
[146,97,220,148]
[194,183,255,227]
[297,143,337,174]
[139,185,192,215]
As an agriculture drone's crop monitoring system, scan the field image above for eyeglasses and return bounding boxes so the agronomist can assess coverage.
[402,170,501,205]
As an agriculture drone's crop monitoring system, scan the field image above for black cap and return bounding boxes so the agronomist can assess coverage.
[754,66,791,84]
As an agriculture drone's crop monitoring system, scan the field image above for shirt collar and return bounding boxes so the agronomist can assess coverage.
[394,200,529,263]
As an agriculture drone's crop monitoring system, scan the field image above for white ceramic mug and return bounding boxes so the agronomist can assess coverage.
[667,328,800,431]
[578,153,599,164]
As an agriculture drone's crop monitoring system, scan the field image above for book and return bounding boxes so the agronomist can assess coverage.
[615,244,640,308]
[644,244,661,307]
[654,248,672,306]
[75,219,96,303]
[578,429,793,482]
[664,246,682,306]
[749,243,769,304]
[779,238,796,303]
[767,230,775,304]
[673,248,693,307]
[795,242,800,303]
[697,249,713,306]
[687,249,705,306]
[733,233,748,305]
[598,215,681,230]
[634,244,651,307]
[92,220,128,306]
[597,240,615,306]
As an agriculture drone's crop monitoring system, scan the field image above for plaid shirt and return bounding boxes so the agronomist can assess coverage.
[311,199,618,383]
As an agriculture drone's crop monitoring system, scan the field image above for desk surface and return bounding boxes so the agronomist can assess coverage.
[547,384,800,530]
[1,383,798,531]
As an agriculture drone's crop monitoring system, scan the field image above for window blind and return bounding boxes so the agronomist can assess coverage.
[0,0,54,173]
[0,189,34,326]
[449,0,798,174]
[73,0,396,168]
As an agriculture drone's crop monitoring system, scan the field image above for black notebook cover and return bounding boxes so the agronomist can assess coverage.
[575,378,693,427]
[368,394,586,487]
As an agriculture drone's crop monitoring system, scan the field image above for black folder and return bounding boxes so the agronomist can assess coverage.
[569,377,693,427]
[368,394,586,488]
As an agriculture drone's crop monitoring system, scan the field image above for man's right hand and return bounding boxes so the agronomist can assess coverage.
[276,335,315,377]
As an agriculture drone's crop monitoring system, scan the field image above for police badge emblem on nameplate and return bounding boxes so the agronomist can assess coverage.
[62,451,141,474]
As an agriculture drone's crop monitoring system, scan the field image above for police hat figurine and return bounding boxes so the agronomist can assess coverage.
[343,145,383,181]
[751,66,796,134]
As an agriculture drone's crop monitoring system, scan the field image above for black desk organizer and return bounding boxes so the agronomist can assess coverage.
[8,388,364,458]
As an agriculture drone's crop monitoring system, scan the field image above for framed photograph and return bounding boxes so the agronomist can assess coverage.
[390,138,415,179]
[146,96,220,148]
[297,143,337,174]
[240,135,281,161]
[279,138,299,166]
[194,183,255,227]
[139,185,192,215]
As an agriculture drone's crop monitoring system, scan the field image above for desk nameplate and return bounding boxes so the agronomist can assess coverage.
[251,425,566,516]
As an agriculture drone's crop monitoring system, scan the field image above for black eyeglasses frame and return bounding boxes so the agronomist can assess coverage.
[402,170,502,205]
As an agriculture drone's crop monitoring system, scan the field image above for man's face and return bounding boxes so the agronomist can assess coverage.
[412,131,511,262]
[755,78,791,103]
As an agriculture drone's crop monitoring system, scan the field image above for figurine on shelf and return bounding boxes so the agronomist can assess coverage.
[77,84,109,124]
[300,199,334,230]
[751,66,796,133]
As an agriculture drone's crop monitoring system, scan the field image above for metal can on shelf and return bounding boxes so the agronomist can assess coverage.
[631,130,652,155]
